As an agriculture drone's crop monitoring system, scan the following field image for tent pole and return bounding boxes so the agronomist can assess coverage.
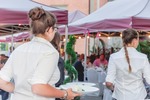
[64,25,68,61]
[84,33,87,81]
[11,34,14,51]
[84,33,87,64]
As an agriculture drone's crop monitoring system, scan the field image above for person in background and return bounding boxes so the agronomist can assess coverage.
[0,54,7,69]
[74,54,84,81]
[0,54,9,70]
[7,46,15,57]
[0,54,9,100]
[106,28,150,100]
[89,53,96,64]
[61,52,65,60]
[51,32,65,87]
[93,55,99,67]
[51,32,65,100]
[0,54,8,63]
[0,7,80,100]
[93,54,108,68]
[86,56,93,68]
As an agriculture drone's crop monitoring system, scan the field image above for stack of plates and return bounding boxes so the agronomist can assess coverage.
[60,82,99,94]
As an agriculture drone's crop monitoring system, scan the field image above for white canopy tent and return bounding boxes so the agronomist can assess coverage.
[58,0,150,34]
[58,10,86,34]
[68,10,87,23]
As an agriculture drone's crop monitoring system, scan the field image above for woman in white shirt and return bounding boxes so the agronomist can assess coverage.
[106,28,150,100]
[0,7,80,100]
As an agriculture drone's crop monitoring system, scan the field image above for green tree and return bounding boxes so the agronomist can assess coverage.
[137,40,150,61]
[64,35,78,84]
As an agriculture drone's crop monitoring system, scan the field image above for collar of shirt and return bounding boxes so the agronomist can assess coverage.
[31,37,52,47]
[120,47,136,52]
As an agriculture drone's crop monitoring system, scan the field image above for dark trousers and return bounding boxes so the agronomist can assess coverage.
[0,90,9,100]
[78,73,84,81]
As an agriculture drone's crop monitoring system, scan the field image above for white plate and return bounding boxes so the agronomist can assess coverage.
[103,82,106,85]
[66,82,96,86]
[60,84,99,94]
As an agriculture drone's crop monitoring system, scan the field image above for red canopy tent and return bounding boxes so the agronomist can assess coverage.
[0,0,68,36]
[5,32,31,42]
[0,0,68,25]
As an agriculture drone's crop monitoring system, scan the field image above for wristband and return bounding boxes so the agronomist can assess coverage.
[61,90,68,100]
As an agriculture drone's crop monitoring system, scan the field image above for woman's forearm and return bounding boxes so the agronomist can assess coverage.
[32,84,80,100]
[0,78,14,92]
[32,84,65,98]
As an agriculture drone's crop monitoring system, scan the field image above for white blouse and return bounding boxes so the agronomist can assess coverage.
[106,47,150,100]
[0,37,60,100]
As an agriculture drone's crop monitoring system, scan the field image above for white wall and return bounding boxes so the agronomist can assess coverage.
[74,36,123,55]
[74,38,88,55]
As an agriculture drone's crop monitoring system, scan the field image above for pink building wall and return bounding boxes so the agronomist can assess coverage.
[100,0,108,7]
[33,0,108,14]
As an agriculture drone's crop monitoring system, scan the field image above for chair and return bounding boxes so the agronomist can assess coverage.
[97,69,106,96]
[103,86,113,100]
[87,68,98,83]
[86,68,100,96]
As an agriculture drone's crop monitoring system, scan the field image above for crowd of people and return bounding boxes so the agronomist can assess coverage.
[73,53,108,82]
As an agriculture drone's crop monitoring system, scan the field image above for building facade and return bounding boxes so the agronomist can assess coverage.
[33,0,110,14]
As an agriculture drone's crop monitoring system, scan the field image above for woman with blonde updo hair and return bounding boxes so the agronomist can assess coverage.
[0,7,80,100]
[106,28,150,100]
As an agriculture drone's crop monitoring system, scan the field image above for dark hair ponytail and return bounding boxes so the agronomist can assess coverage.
[123,43,132,73]
[122,28,138,73]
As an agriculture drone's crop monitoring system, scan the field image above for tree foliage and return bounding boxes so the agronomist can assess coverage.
[137,40,150,60]
[63,35,78,84]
